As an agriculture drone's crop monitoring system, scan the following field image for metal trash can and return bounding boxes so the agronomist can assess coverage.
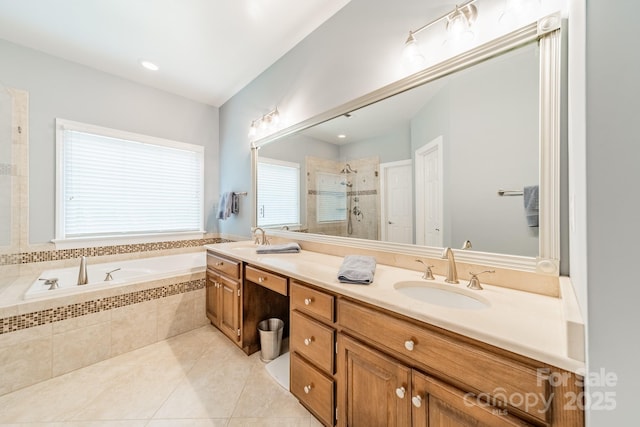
[257,318,284,362]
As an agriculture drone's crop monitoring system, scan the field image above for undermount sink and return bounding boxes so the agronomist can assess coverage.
[394,281,490,310]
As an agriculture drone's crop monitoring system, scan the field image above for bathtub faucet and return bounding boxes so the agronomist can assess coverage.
[39,277,59,290]
[104,268,121,281]
[77,256,89,286]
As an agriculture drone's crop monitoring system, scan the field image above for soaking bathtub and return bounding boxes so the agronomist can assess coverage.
[25,251,206,300]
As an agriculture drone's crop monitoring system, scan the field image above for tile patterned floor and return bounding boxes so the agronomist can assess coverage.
[0,325,321,427]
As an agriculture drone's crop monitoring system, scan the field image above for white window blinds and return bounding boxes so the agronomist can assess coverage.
[56,120,203,239]
[317,172,347,222]
[257,158,300,227]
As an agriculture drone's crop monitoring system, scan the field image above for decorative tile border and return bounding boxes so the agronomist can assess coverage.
[0,237,232,266]
[0,277,206,335]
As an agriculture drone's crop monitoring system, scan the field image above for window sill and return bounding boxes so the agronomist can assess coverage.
[52,231,206,250]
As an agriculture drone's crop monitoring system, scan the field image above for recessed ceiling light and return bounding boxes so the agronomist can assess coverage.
[338,134,347,139]
[140,60,159,71]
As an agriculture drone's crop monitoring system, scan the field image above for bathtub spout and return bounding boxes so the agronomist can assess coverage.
[77,256,89,285]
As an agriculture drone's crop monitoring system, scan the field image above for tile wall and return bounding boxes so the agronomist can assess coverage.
[0,237,232,395]
[305,156,380,239]
[0,270,210,396]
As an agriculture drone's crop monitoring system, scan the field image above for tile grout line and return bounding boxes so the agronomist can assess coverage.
[146,328,222,426]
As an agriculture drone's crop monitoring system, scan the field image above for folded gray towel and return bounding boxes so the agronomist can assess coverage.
[338,255,376,284]
[256,242,301,254]
[523,185,539,227]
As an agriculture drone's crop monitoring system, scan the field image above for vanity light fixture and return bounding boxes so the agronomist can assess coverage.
[248,107,280,140]
[402,0,478,66]
[402,32,425,66]
[446,3,478,40]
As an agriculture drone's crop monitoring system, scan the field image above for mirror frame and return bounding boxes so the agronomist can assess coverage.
[251,14,562,275]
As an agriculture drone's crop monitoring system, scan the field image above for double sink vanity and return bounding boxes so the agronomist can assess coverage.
[210,15,584,426]
[204,240,584,427]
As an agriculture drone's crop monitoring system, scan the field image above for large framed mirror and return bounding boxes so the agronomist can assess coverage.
[251,15,562,275]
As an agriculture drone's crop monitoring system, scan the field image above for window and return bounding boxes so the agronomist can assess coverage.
[316,172,347,222]
[257,157,300,227]
[55,119,203,243]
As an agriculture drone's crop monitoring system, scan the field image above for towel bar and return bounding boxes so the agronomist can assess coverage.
[497,189,523,196]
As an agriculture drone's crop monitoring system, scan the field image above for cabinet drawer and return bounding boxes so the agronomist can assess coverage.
[245,265,288,296]
[337,299,551,423]
[291,352,334,427]
[291,281,334,323]
[207,252,240,279]
[291,310,335,374]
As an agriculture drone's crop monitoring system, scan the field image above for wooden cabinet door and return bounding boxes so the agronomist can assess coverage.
[338,334,411,427]
[206,271,221,327]
[218,275,241,343]
[412,371,533,427]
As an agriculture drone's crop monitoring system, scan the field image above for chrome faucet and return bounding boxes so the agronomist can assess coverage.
[252,227,270,245]
[441,247,459,284]
[77,256,89,285]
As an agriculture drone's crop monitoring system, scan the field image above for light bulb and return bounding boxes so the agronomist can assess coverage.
[271,109,280,125]
[446,4,477,41]
[140,60,159,71]
[447,8,471,39]
[402,32,425,67]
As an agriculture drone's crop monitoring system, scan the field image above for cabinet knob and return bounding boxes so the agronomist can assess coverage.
[395,387,406,399]
[412,395,423,408]
[258,276,265,283]
[404,340,415,351]
[215,262,223,266]
[304,337,314,346]
[304,298,313,305]
[304,384,313,394]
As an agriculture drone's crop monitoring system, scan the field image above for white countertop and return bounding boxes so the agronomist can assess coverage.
[205,241,585,374]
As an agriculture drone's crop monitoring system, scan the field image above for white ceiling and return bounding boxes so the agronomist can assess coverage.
[0,0,351,106]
